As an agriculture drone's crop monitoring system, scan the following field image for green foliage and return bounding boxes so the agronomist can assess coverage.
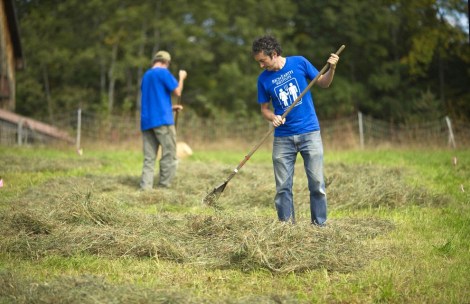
[12,0,470,124]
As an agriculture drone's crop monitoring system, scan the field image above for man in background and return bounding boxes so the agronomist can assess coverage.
[140,50,187,190]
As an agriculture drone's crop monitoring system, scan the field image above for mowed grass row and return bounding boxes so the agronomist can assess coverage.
[0,144,469,303]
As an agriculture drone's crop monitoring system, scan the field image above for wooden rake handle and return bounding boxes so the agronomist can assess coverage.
[174,96,182,131]
[281,45,346,120]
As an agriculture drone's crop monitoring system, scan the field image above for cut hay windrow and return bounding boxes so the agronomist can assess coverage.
[0,271,303,303]
[325,163,450,209]
[0,158,446,274]
[1,198,395,273]
[0,272,196,304]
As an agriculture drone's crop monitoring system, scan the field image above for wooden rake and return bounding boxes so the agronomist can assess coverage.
[202,45,346,206]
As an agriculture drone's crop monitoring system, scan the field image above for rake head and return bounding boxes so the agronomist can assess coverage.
[202,181,228,206]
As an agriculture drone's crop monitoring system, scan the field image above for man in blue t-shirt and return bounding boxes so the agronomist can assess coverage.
[140,50,187,190]
[252,35,340,225]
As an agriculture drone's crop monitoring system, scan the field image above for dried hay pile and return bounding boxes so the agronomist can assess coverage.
[325,163,449,209]
[197,162,450,211]
[1,159,450,276]
[1,187,395,273]
[0,272,193,304]
[0,271,305,303]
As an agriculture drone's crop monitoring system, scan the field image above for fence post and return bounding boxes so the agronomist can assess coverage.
[76,108,82,152]
[445,116,456,149]
[358,111,364,149]
[17,119,23,146]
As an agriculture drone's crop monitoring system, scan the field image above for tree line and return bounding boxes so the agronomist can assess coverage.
[13,0,470,125]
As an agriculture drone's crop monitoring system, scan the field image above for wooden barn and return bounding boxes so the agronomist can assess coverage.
[1,0,24,111]
[0,1,73,145]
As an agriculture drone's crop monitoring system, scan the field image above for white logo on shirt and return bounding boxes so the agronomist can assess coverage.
[274,78,302,109]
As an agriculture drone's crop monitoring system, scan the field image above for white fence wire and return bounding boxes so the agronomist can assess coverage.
[1,110,469,149]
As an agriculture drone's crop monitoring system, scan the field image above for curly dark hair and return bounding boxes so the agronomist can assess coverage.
[252,35,282,58]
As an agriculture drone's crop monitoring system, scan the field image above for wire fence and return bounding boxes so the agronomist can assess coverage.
[1,109,469,149]
[0,117,70,146]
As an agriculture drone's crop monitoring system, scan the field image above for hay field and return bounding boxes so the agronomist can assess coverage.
[0,145,469,303]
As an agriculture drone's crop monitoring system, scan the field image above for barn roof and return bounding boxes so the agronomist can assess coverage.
[0,108,73,143]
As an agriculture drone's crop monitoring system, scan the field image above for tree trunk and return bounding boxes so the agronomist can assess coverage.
[438,51,445,110]
[136,22,147,125]
[42,64,54,122]
[108,43,118,113]
[100,57,106,102]
[152,0,162,54]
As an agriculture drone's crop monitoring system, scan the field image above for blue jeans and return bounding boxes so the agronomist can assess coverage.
[272,131,327,225]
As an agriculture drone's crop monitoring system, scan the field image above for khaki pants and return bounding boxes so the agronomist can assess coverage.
[140,125,177,190]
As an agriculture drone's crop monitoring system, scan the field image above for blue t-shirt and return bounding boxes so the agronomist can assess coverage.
[140,67,178,131]
[257,56,320,137]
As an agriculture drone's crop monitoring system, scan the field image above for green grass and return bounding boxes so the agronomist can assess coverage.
[0,144,469,303]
